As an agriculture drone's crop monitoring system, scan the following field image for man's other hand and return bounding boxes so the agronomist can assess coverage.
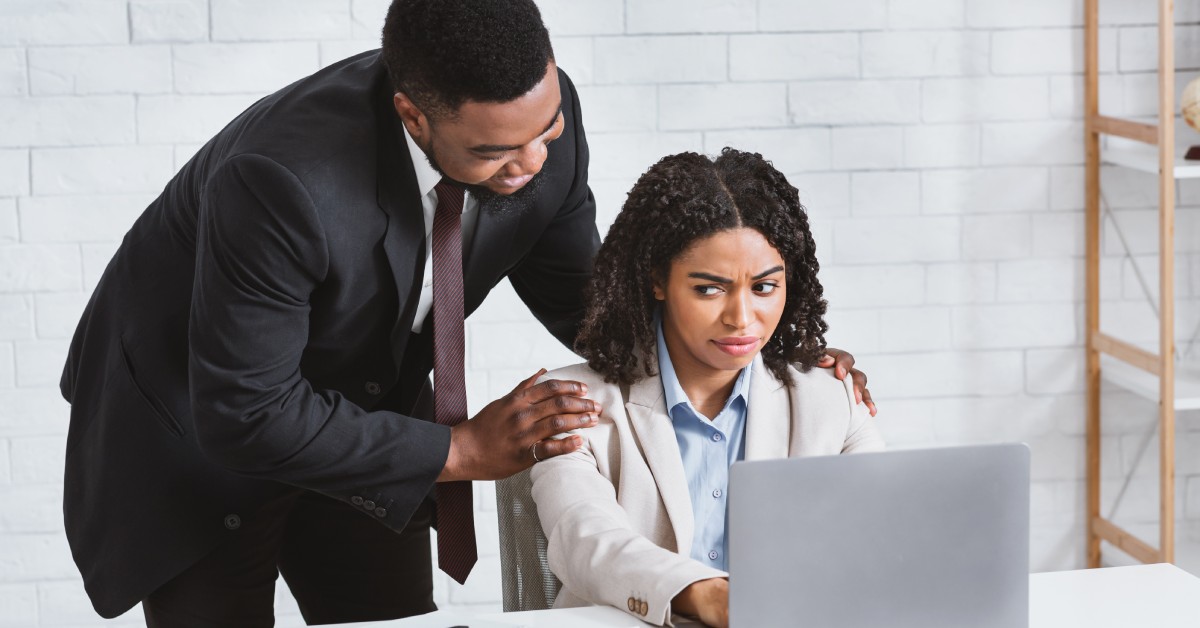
[437,369,599,482]
[818,347,877,417]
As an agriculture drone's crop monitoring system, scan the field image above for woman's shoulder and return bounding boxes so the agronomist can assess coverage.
[782,363,857,410]
[542,362,613,391]
[541,362,632,409]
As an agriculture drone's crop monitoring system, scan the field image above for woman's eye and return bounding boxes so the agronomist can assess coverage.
[694,285,721,296]
[754,282,778,294]
[479,154,504,162]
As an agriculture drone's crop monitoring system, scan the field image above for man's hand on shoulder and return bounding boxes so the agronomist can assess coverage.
[818,347,877,417]
[438,369,600,482]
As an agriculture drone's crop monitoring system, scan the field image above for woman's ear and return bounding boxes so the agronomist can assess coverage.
[652,280,665,301]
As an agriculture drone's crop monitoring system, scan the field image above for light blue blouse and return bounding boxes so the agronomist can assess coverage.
[656,321,750,572]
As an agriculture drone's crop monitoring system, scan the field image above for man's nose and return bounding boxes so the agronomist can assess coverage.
[507,140,548,176]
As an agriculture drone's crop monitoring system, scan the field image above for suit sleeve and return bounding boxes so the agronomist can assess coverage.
[508,69,602,349]
[838,375,886,453]
[188,152,449,531]
[530,434,725,626]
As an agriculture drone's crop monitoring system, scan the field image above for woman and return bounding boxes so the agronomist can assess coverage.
[528,149,884,627]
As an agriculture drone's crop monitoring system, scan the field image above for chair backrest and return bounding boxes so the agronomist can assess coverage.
[495,469,562,612]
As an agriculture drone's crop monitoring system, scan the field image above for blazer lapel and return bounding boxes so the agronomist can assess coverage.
[744,356,791,461]
[375,99,427,370]
[625,375,696,555]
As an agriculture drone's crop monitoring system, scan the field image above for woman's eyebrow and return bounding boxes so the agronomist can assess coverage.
[687,272,731,284]
[686,265,784,284]
[752,265,785,280]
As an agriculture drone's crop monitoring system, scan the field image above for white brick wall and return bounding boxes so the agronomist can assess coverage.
[2,0,1200,625]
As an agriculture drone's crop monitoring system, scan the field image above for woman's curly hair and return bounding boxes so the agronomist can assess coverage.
[574,148,829,387]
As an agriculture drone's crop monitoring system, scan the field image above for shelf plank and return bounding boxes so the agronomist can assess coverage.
[1102,145,1200,179]
[1091,114,1158,144]
[1101,356,1200,410]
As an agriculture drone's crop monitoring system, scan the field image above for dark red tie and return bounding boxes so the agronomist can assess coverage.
[431,179,476,584]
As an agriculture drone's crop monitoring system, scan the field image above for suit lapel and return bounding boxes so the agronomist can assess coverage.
[744,356,791,461]
[462,200,522,315]
[375,98,427,370]
[625,375,695,554]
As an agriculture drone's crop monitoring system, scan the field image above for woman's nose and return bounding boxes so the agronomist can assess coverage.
[723,290,752,329]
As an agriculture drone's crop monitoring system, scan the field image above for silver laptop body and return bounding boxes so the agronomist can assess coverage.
[728,443,1029,628]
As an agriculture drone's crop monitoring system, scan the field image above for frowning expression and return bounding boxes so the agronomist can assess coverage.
[654,227,788,380]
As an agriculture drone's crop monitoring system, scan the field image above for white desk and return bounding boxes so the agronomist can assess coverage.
[1029,564,1199,628]
[342,564,1200,627]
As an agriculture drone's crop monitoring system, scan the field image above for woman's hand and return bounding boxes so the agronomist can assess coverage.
[819,347,877,416]
[671,577,729,628]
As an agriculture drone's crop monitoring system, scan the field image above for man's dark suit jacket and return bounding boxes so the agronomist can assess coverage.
[58,50,599,618]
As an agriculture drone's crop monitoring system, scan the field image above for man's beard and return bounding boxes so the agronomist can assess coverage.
[425,145,545,219]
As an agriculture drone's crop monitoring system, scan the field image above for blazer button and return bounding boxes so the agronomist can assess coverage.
[639,600,648,616]
[365,381,382,395]
[351,496,364,506]
[363,500,376,510]
[627,597,636,612]
[374,507,387,518]
[224,514,241,530]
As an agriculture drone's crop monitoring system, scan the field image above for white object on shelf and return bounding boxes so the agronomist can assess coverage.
[1100,355,1200,410]
[1101,144,1200,178]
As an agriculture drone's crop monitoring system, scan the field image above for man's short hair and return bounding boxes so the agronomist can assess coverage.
[381,0,555,120]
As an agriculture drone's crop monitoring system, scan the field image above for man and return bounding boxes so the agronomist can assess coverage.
[59,0,871,625]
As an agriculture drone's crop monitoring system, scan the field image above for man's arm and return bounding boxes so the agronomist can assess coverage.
[189,154,596,528]
[189,153,450,531]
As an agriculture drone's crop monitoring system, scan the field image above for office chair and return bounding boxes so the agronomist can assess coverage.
[495,469,562,611]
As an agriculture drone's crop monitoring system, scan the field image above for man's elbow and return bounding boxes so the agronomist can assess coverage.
[190,397,296,474]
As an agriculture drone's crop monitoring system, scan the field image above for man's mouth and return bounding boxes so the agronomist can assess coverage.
[493,174,534,189]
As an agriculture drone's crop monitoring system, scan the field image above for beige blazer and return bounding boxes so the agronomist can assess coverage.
[529,355,885,626]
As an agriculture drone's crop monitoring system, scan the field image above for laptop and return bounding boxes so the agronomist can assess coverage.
[727,443,1030,628]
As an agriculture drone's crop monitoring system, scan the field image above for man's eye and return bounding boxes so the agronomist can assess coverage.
[694,285,721,296]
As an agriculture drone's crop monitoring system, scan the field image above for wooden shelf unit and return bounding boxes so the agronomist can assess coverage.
[1084,0,1178,567]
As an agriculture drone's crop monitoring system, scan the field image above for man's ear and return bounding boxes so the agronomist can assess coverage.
[393,92,429,144]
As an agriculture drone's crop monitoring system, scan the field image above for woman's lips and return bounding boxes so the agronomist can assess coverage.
[712,336,759,357]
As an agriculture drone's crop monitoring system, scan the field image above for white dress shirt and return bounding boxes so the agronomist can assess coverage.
[401,125,479,333]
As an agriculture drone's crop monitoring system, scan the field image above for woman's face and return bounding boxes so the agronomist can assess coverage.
[654,227,787,380]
